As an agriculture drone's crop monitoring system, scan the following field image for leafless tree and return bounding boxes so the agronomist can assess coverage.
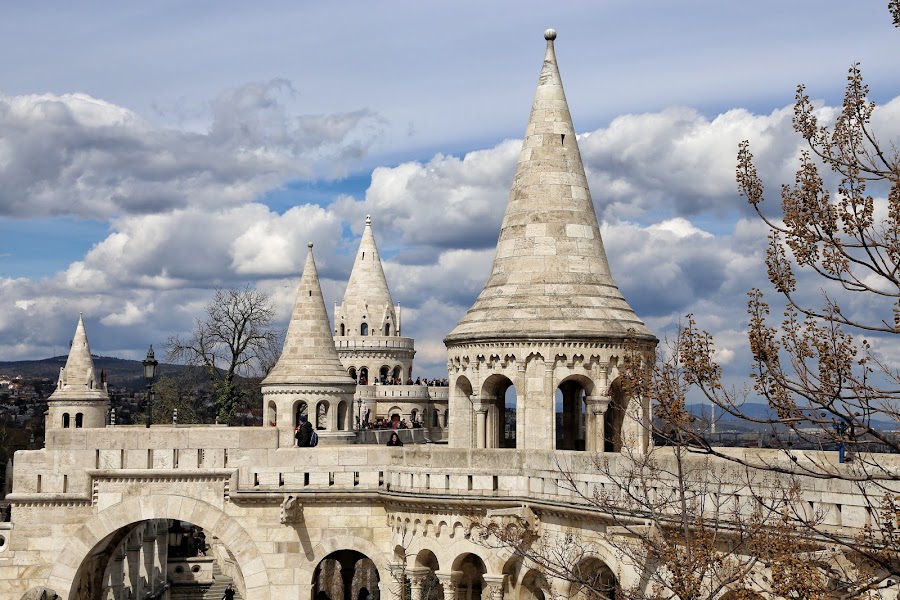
[166,286,279,423]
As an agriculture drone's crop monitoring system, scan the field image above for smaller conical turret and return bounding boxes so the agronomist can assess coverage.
[336,215,398,337]
[47,314,110,429]
[264,243,356,385]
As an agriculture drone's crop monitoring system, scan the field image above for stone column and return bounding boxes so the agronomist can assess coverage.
[387,562,408,600]
[585,396,610,453]
[473,399,488,449]
[407,567,430,600]
[435,571,462,600]
[340,559,357,600]
[482,574,506,600]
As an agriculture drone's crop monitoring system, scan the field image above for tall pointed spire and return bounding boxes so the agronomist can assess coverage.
[50,313,106,400]
[337,215,398,337]
[446,30,653,344]
[263,243,355,385]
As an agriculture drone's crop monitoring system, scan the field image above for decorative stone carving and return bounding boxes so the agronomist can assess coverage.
[280,494,303,524]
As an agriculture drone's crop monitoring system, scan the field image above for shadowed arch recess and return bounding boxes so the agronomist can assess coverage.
[47,495,270,600]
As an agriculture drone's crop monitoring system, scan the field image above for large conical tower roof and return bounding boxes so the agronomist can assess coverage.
[445,30,654,345]
[49,313,107,401]
[263,243,356,385]
[342,215,395,311]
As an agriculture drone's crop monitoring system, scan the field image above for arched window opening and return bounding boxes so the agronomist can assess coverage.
[454,553,487,600]
[444,409,449,428]
[75,413,84,428]
[340,323,345,336]
[313,550,380,600]
[392,365,402,384]
[384,323,391,336]
[360,322,368,336]
[379,365,390,384]
[606,380,629,453]
[359,367,369,385]
[295,402,308,427]
[433,410,439,427]
[316,402,329,430]
[480,374,517,448]
[556,379,588,451]
[267,401,277,427]
[572,557,617,600]
[410,409,418,424]
[62,413,70,428]
[348,367,358,381]
[337,401,348,431]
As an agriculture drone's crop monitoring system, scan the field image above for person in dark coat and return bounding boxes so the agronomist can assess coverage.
[295,415,313,447]
[386,432,403,447]
[224,583,236,600]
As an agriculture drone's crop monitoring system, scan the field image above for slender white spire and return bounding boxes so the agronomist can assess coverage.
[49,313,106,400]
[336,215,398,337]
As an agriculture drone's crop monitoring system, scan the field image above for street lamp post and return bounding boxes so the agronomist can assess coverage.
[143,345,158,428]
[357,398,363,431]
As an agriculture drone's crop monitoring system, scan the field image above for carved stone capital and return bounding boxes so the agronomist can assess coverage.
[585,395,611,415]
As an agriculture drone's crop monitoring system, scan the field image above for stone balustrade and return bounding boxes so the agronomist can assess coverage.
[355,384,449,400]
[10,429,896,536]
[334,336,415,350]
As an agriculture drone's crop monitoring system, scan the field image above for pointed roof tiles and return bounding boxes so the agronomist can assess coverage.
[445,30,654,344]
[49,313,108,401]
[263,243,356,386]
[340,215,395,317]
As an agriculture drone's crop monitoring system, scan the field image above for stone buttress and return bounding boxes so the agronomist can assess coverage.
[444,30,658,453]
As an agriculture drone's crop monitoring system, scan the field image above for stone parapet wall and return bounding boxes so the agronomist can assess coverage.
[335,337,415,351]
[9,435,895,538]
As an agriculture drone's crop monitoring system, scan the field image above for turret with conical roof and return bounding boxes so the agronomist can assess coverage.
[334,216,415,386]
[444,30,657,454]
[445,29,653,345]
[262,243,357,444]
[47,314,110,430]
[336,215,399,339]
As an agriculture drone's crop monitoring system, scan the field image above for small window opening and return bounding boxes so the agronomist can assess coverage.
[309,290,311,297]
[362,252,365,259]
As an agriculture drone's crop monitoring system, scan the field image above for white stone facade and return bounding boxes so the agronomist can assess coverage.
[0,30,891,600]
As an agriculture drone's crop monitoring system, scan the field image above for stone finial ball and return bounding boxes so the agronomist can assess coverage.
[308,242,314,248]
[544,29,557,41]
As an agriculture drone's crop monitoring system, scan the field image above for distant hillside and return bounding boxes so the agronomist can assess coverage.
[0,355,189,389]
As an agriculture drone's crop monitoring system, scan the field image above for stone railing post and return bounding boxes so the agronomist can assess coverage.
[483,574,506,600]
[435,571,462,600]
[387,562,408,600]
[472,396,488,449]
[585,396,610,453]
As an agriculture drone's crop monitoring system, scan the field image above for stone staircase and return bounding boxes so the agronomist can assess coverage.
[203,561,242,600]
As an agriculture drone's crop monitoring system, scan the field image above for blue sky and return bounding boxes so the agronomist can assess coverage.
[1,1,898,383]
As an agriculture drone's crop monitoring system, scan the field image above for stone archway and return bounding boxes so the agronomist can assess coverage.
[309,535,390,600]
[47,495,270,600]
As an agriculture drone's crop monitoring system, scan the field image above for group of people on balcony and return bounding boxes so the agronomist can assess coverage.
[357,375,449,386]
[365,416,423,430]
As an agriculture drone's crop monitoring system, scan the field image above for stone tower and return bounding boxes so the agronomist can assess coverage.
[262,243,357,444]
[333,215,413,385]
[46,314,110,430]
[444,30,657,453]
